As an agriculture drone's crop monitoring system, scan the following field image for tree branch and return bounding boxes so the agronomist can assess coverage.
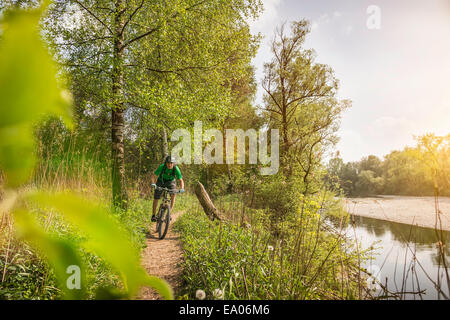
[74,0,113,35]
[262,84,284,114]
[122,26,161,49]
[127,101,173,131]
[122,0,209,49]
[55,36,113,47]
[121,0,145,35]
[67,64,109,73]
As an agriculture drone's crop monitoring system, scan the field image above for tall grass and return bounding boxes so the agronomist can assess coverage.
[0,119,157,299]
[32,118,111,199]
[174,194,372,300]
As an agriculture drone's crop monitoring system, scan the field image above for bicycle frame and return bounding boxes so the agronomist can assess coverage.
[154,186,179,239]
[156,186,178,207]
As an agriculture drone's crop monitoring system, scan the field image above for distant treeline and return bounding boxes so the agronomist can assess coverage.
[326,134,450,197]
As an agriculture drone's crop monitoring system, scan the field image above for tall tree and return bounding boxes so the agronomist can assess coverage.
[44,0,262,208]
[262,20,349,191]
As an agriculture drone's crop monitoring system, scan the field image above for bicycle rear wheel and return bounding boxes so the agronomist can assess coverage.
[158,205,171,239]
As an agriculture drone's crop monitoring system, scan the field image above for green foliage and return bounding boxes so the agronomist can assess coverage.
[326,135,450,197]
[355,170,384,196]
[416,133,450,195]
[20,191,172,299]
[175,196,368,300]
[0,4,71,188]
[13,207,86,299]
[0,3,171,300]
[44,0,262,148]
[0,240,61,299]
[33,116,111,194]
[1,195,161,300]
[4,189,173,300]
[252,173,303,223]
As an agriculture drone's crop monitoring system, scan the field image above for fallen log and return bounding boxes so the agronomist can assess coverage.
[194,181,225,221]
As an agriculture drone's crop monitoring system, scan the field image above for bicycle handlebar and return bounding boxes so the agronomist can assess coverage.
[154,186,182,194]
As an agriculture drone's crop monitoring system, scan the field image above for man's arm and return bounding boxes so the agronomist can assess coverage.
[151,173,158,184]
[178,178,185,190]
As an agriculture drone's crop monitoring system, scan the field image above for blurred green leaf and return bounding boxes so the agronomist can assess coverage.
[94,286,128,300]
[0,124,35,188]
[13,209,86,300]
[0,4,72,187]
[142,275,174,300]
[0,6,72,127]
[1,2,172,300]
[26,191,173,299]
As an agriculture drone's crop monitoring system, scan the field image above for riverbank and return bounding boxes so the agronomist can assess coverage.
[344,195,450,231]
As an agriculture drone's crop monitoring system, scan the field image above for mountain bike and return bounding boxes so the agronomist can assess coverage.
[154,186,181,240]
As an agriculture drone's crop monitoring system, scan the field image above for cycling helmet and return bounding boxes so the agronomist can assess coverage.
[165,155,176,164]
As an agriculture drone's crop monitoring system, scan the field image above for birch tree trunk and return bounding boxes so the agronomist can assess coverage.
[162,127,169,159]
[111,0,128,209]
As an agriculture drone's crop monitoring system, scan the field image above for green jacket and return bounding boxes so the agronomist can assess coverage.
[154,163,182,182]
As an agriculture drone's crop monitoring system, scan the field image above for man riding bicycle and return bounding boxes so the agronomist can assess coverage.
[150,155,185,222]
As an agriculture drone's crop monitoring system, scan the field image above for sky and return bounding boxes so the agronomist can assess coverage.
[248,0,450,162]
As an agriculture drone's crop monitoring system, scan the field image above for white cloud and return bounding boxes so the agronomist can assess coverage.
[310,11,343,32]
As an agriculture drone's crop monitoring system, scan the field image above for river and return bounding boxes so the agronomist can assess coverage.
[334,211,450,300]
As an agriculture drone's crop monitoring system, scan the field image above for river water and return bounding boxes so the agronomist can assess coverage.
[340,214,450,299]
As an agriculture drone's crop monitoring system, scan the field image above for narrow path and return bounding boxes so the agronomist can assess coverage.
[137,210,185,300]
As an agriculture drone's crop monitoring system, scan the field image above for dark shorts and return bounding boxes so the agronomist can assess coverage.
[154,179,176,200]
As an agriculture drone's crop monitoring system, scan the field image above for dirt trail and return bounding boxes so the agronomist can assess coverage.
[137,211,185,300]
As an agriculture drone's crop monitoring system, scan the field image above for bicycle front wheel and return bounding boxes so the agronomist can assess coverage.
[155,206,163,234]
[158,205,171,239]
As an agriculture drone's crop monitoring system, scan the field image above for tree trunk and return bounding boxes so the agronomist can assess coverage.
[194,181,225,221]
[111,0,128,209]
[222,121,233,193]
[226,164,233,193]
[162,127,168,159]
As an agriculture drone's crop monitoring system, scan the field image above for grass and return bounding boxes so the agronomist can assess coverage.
[174,194,372,300]
[0,193,152,299]
[0,170,196,300]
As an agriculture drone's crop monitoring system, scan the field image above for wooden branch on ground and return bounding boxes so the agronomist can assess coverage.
[194,181,225,221]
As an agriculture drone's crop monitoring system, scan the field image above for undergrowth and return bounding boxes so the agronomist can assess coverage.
[174,196,372,300]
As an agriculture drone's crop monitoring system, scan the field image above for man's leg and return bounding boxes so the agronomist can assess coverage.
[170,194,176,211]
[152,179,162,221]
[169,180,177,211]
[152,198,160,222]
[152,199,159,216]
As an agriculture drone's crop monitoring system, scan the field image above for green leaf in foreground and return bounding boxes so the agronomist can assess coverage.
[0,4,72,187]
[13,209,86,300]
[25,191,173,299]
